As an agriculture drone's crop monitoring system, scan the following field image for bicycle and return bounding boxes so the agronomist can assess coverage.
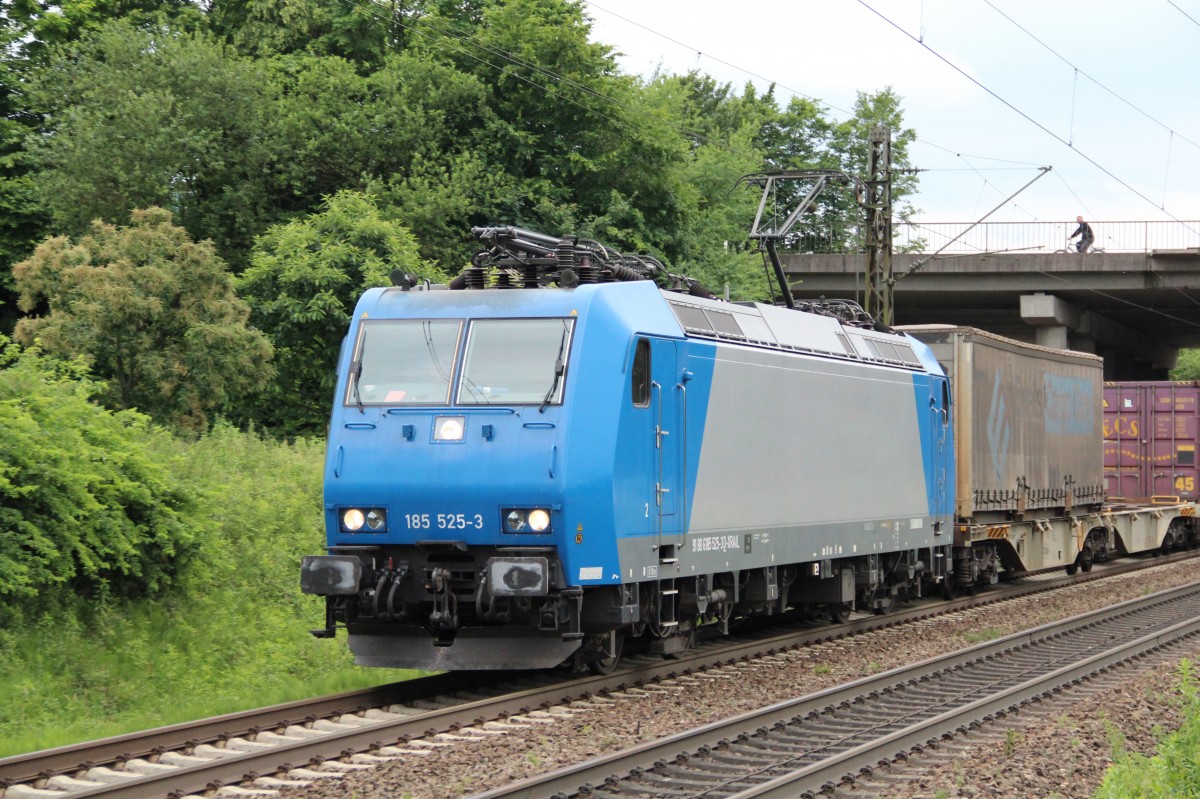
[1054,238,1105,254]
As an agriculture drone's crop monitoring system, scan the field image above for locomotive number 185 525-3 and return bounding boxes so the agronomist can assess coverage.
[404,513,485,530]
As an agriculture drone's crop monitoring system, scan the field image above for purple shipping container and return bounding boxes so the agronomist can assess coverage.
[1103,381,1200,501]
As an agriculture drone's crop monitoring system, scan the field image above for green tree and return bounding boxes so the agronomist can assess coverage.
[1171,350,1200,381]
[669,122,777,302]
[206,0,427,65]
[635,73,774,263]
[264,50,506,269]
[26,20,274,261]
[821,87,919,249]
[11,208,273,431]
[6,0,205,63]
[239,191,441,435]
[380,151,515,274]
[417,0,682,236]
[0,335,198,605]
[0,17,51,334]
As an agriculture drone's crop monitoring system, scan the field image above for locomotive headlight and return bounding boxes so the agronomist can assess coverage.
[433,415,466,442]
[502,507,552,534]
[340,508,387,533]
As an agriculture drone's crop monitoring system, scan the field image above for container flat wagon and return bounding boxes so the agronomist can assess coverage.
[901,326,1195,577]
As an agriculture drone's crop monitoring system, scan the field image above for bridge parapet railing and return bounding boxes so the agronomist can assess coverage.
[899,220,1200,255]
[791,221,1200,255]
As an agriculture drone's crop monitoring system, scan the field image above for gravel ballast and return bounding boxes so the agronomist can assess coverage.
[286,560,1200,799]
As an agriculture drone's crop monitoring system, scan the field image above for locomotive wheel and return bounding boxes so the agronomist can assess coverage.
[832,604,853,624]
[587,633,625,675]
[664,627,696,660]
[1065,560,1078,576]
[1079,548,1094,573]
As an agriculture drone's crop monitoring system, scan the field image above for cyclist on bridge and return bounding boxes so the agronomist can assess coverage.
[1069,216,1095,253]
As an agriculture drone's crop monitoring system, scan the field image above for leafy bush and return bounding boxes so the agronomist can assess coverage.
[1170,349,1200,381]
[0,420,406,756]
[0,337,199,606]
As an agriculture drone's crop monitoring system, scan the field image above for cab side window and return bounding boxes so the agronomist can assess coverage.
[632,339,650,407]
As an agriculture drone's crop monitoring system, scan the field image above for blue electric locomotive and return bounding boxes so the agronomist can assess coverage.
[301,227,956,671]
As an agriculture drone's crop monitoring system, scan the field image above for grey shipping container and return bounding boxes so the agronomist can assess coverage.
[900,325,1105,522]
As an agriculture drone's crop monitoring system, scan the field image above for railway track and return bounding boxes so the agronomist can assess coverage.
[1,551,1194,799]
[471,578,1200,799]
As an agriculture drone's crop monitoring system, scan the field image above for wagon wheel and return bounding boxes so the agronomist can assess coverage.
[1160,529,1177,557]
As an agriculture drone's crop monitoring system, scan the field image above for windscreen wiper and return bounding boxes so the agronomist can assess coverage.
[539,321,568,413]
[350,359,365,413]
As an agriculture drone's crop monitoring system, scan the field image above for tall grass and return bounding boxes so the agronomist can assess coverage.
[0,424,417,756]
[1093,659,1200,798]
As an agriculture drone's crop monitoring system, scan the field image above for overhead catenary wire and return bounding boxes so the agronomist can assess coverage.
[583,0,1076,234]
[352,0,1199,238]
[857,0,1200,238]
[356,0,1197,245]
[342,0,1200,326]
[1166,0,1200,29]
[981,0,1200,155]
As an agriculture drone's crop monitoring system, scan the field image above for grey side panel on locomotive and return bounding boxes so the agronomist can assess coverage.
[609,294,955,601]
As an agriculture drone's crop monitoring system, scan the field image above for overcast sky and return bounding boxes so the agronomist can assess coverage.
[583,0,1200,231]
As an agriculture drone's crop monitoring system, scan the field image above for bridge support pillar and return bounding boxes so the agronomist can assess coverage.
[1020,293,1082,351]
[1021,292,1176,371]
[1035,326,1069,349]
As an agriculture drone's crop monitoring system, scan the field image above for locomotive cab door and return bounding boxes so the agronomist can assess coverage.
[651,339,682,535]
[628,337,684,556]
[931,379,950,515]
[932,375,953,525]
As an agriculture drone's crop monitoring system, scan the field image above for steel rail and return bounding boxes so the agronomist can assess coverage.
[0,671,523,784]
[464,578,1200,799]
[1,550,1192,799]
[736,602,1200,798]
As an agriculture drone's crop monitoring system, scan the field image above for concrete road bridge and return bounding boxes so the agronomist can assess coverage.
[783,220,1200,379]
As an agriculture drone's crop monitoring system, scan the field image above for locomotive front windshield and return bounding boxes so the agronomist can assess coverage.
[459,318,572,405]
[346,317,573,407]
[349,320,462,405]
